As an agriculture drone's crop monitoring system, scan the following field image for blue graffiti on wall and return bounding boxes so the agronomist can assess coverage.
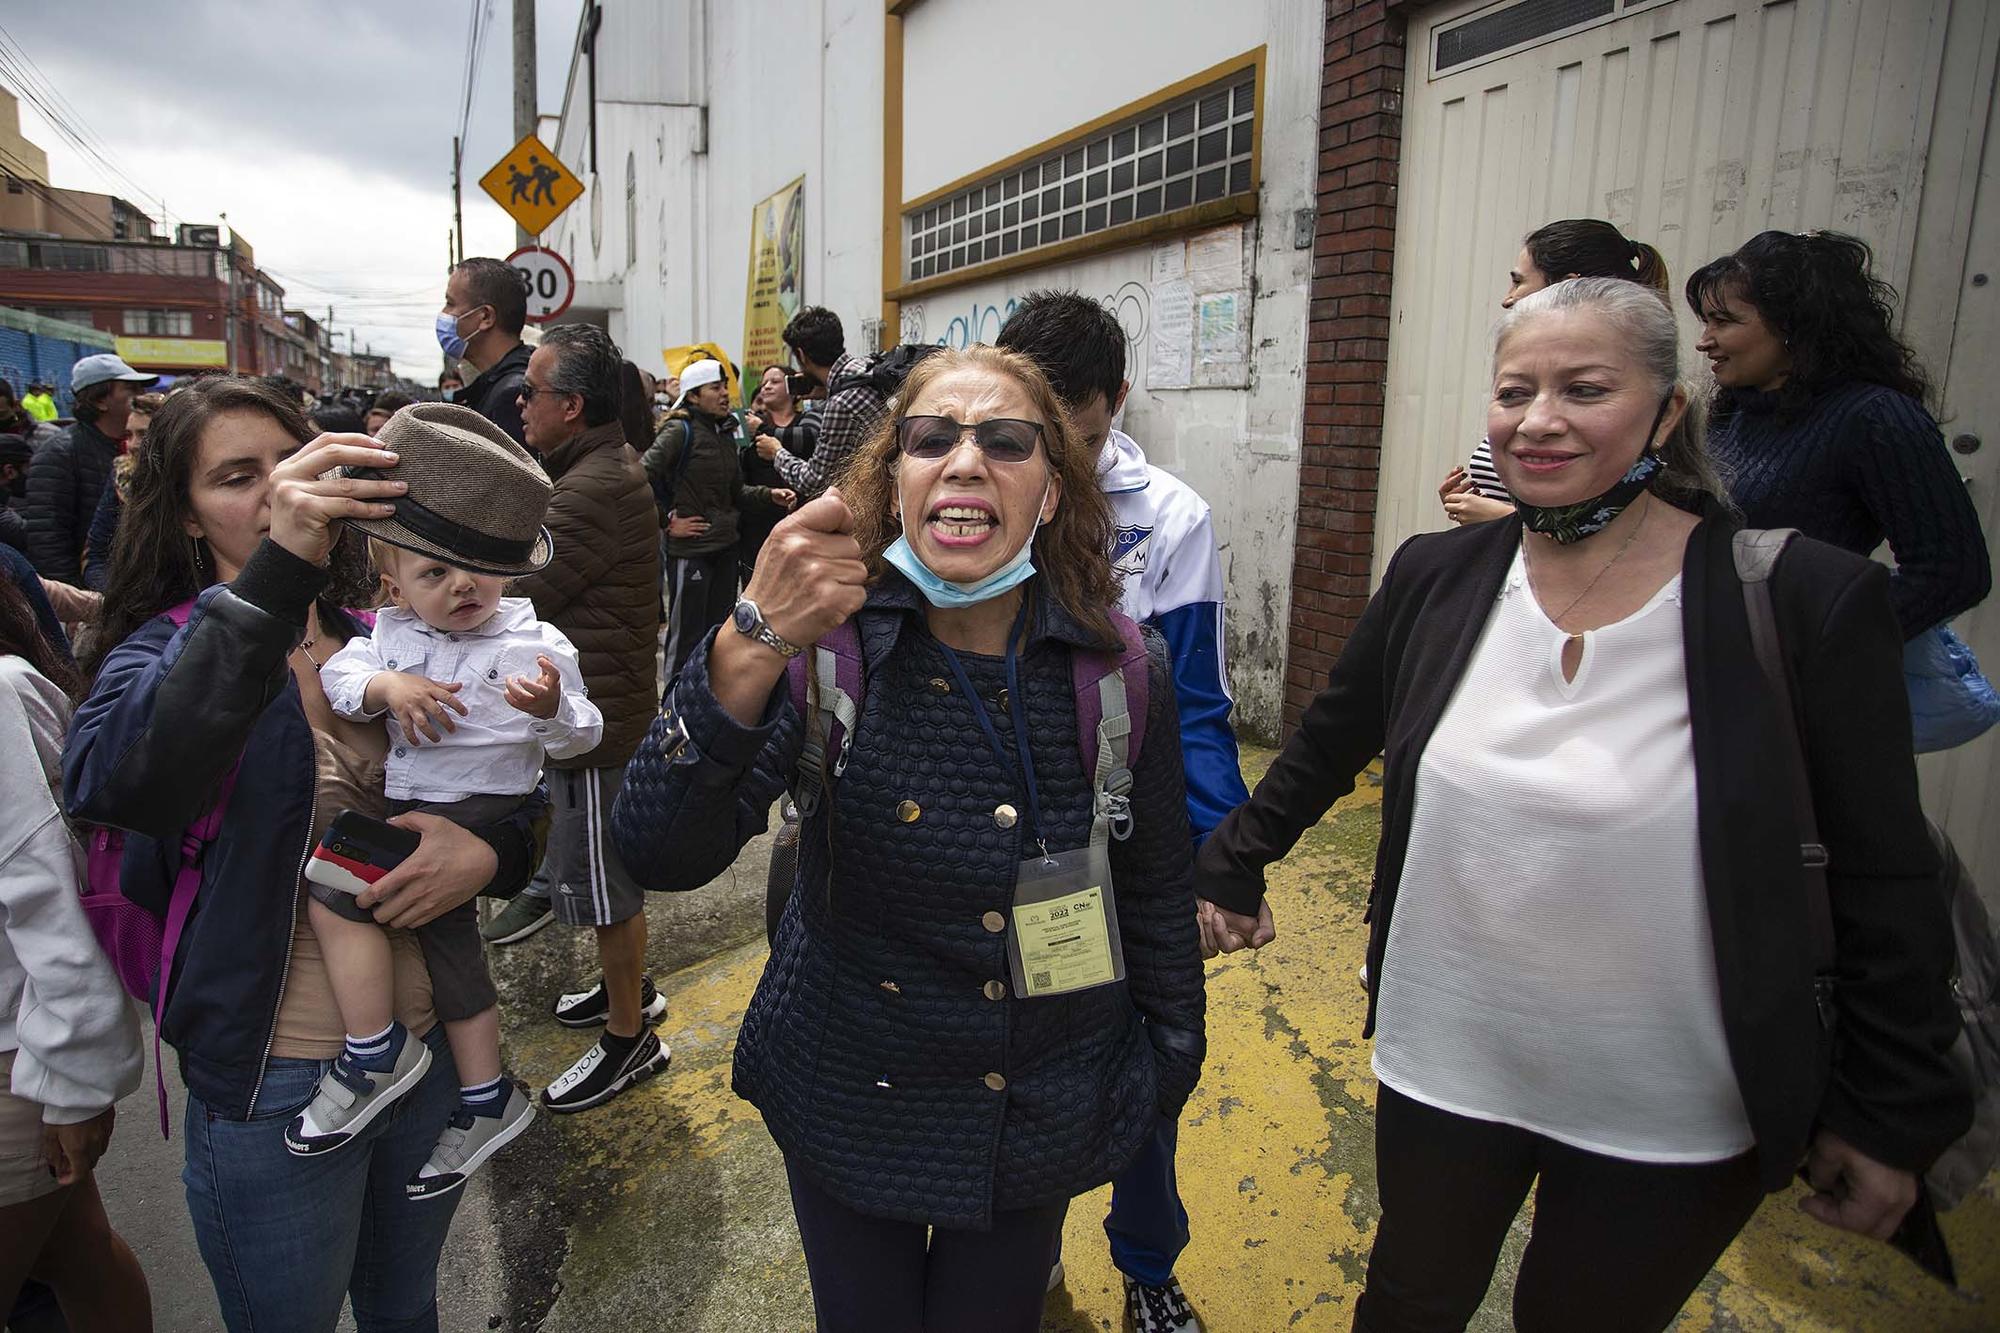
[901,282,1150,355]
[931,298,1020,349]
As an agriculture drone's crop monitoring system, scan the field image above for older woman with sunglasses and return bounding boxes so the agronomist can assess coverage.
[614,346,1205,1333]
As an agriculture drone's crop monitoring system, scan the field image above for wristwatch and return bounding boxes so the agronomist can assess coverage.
[732,597,803,658]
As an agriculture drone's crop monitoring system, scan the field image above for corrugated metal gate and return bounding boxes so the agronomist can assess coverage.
[1376,0,2000,875]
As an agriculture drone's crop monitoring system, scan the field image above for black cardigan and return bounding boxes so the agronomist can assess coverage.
[1197,510,1969,1189]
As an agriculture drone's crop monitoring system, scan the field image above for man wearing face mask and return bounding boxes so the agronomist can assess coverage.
[439,257,532,446]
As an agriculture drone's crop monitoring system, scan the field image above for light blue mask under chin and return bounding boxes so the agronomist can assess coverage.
[883,532,1038,608]
[884,487,1045,608]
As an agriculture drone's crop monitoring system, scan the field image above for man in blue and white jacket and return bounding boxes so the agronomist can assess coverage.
[999,291,1249,1333]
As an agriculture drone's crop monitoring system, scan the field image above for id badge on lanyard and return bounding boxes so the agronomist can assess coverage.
[937,603,1126,1000]
[1008,842,1126,998]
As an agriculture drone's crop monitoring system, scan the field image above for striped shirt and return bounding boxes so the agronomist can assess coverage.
[1467,437,1513,503]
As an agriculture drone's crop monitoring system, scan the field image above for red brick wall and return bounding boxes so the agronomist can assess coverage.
[1287,0,1407,731]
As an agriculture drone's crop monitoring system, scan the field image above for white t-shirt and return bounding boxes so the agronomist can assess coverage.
[1372,549,1753,1162]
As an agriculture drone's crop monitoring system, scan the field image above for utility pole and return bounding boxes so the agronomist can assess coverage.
[452,135,464,265]
[512,0,536,248]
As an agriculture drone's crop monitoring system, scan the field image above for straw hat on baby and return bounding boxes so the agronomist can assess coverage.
[340,402,554,576]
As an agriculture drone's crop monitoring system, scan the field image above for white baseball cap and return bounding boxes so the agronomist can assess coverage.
[672,358,725,409]
[72,353,159,393]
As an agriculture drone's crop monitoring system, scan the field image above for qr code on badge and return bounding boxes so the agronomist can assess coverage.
[1032,970,1052,990]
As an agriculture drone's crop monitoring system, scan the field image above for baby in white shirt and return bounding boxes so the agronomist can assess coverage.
[299,539,601,1193]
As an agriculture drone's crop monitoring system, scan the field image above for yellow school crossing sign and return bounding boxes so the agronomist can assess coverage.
[478,133,584,236]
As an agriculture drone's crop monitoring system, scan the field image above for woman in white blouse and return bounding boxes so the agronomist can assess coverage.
[0,572,147,1329]
[1198,278,1967,1330]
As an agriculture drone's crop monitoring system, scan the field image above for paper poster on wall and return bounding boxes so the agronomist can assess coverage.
[743,175,806,377]
[1147,278,1195,390]
[1144,222,1253,390]
[1194,291,1249,388]
[1187,223,1245,290]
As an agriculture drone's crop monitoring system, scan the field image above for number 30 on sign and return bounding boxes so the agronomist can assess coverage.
[507,245,575,323]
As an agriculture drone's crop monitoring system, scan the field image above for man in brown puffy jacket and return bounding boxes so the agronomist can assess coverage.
[496,322,670,1113]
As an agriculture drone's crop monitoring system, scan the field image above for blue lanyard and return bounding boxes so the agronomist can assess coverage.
[934,596,1045,852]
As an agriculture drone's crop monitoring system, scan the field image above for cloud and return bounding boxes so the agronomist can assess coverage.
[0,0,583,377]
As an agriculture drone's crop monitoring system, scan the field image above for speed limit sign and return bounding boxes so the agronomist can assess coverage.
[507,244,574,323]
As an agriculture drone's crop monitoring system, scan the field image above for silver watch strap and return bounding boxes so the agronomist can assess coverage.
[746,616,802,658]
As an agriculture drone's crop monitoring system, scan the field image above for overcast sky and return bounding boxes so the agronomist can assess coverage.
[1,0,584,379]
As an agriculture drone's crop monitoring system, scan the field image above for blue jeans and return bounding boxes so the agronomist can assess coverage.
[182,1025,464,1332]
[1103,1113,1190,1286]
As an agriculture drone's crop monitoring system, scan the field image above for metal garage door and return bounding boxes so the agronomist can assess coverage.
[1377,0,2000,875]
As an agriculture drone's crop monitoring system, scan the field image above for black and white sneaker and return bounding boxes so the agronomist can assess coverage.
[1125,1275,1202,1333]
[284,1032,432,1157]
[407,1085,536,1200]
[540,1032,671,1113]
[551,974,667,1029]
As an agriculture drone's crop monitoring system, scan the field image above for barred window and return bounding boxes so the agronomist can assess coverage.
[123,308,193,336]
[1432,0,1670,77]
[904,71,1256,285]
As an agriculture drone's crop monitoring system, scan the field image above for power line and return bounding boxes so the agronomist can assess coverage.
[0,144,150,242]
[456,0,495,148]
[0,25,168,228]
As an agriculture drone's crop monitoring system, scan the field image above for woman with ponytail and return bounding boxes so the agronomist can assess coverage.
[1441,219,1671,526]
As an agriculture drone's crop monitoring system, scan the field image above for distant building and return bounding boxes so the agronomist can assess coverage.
[0,97,289,379]
[0,227,290,378]
[282,308,333,396]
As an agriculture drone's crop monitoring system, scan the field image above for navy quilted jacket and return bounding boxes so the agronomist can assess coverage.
[613,574,1206,1228]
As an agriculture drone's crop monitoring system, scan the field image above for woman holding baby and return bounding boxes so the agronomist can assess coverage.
[64,377,550,1332]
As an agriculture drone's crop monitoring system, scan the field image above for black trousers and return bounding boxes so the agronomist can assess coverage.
[784,1155,1066,1333]
[1356,1084,1765,1333]
[663,548,738,685]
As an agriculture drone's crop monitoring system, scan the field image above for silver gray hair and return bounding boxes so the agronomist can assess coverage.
[1492,276,1727,508]
[540,323,624,428]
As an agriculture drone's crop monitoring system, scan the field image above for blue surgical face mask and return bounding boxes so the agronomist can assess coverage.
[435,311,470,360]
[883,481,1050,608]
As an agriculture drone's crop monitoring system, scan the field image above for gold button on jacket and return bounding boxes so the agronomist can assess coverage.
[896,799,921,823]
[983,1072,1008,1092]
[981,910,1005,933]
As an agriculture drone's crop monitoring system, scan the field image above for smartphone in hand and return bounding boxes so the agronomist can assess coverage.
[304,810,422,897]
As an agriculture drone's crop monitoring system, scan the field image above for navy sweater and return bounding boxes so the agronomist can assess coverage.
[1710,381,1990,638]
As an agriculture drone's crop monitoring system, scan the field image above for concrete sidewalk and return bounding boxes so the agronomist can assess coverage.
[100,750,2000,1331]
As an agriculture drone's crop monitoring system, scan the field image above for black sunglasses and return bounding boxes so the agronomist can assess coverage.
[896,415,1044,463]
[518,382,571,403]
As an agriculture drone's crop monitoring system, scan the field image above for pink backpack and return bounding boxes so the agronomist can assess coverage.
[77,598,240,1136]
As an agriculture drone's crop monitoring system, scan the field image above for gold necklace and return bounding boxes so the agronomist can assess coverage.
[1526,495,1650,634]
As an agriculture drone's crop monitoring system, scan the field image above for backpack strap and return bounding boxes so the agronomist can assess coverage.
[1731,528,1838,1024]
[784,609,1153,854]
[667,418,695,507]
[787,618,864,818]
[1072,612,1151,852]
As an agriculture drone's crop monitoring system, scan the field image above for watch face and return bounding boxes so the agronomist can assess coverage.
[733,600,759,635]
